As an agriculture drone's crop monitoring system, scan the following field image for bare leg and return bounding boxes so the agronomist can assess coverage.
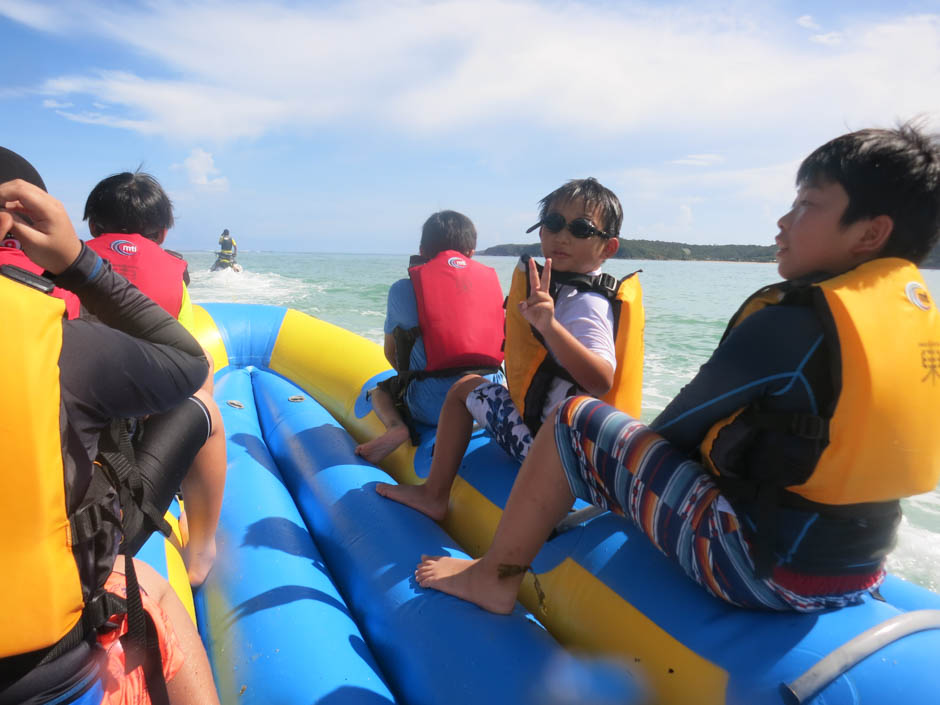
[180,389,225,587]
[376,374,485,521]
[115,557,221,705]
[199,346,215,395]
[415,410,574,613]
[354,386,411,464]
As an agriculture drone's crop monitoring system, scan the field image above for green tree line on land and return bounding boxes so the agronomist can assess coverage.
[481,238,940,269]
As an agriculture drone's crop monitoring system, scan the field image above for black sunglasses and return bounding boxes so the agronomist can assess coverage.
[525,211,612,239]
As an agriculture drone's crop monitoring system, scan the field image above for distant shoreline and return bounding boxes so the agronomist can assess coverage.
[480,239,778,264]
[480,238,940,269]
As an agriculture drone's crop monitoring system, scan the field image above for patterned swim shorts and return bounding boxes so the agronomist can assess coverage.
[554,395,882,612]
[465,381,533,463]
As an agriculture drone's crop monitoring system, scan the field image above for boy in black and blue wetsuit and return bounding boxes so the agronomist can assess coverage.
[414,123,940,614]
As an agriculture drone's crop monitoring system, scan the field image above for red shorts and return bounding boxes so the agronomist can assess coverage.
[96,571,185,705]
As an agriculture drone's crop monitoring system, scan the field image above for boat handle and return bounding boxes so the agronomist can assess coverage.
[782,608,940,704]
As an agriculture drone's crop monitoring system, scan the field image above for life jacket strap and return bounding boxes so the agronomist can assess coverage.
[389,322,502,443]
[120,555,169,705]
[96,420,173,553]
[71,501,123,545]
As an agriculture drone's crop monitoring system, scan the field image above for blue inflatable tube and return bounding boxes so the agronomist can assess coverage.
[190,304,641,705]
[187,303,940,705]
[195,367,394,704]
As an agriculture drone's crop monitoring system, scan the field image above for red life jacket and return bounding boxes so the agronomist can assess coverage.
[86,233,187,317]
[0,238,81,319]
[408,250,505,371]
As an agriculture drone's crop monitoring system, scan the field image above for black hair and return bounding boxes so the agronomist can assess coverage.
[83,171,174,240]
[796,122,940,264]
[537,177,623,238]
[0,147,46,191]
[221,229,230,237]
[420,210,477,258]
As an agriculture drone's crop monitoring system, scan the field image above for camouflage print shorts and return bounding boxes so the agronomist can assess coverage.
[465,381,533,463]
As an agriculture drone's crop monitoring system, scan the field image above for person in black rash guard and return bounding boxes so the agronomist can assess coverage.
[649,300,851,573]
[0,177,221,704]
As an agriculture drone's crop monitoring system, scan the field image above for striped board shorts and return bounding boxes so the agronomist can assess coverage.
[554,396,880,612]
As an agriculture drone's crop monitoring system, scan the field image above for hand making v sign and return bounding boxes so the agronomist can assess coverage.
[519,256,555,335]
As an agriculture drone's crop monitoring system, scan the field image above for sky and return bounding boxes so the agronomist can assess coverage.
[1,0,938,254]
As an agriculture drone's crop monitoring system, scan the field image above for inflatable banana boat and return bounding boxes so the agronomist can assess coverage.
[166,302,940,705]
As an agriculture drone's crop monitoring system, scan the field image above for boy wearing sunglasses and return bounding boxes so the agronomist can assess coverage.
[414,124,940,615]
[377,178,639,522]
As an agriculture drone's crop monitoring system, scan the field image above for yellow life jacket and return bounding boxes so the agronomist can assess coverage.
[0,268,122,660]
[505,256,644,433]
[700,258,940,506]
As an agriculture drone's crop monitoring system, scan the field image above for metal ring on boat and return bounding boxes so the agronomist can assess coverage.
[782,609,940,703]
[288,395,305,402]
[226,400,245,409]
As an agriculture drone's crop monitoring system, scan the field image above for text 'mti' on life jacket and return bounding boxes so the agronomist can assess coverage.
[85,233,187,318]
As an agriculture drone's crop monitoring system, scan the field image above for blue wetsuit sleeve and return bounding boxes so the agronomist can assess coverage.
[650,305,826,453]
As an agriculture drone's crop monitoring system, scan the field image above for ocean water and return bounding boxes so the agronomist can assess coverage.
[185,251,940,594]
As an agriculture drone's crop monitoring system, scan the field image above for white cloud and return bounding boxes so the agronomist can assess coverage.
[611,157,801,242]
[41,98,72,108]
[4,1,937,142]
[797,15,820,31]
[811,31,844,45]
[0,0,62,31]
[175,148,229,191]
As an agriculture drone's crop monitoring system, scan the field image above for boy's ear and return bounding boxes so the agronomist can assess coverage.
[602,237,620,260]
[852,215,893,259]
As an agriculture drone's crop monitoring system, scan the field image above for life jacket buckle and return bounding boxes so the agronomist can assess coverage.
[596,273,617,298]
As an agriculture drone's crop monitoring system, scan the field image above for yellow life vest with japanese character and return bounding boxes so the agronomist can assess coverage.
[700,257,940,506]
[505,256,644,433]
[0,269,121,660]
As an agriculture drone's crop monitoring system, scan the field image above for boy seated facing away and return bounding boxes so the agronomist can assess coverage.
[378,178,643,521]
[415,124,940,614]
[355,210,505,463]
[83,171,226,587]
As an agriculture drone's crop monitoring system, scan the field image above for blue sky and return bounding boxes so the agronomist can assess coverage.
[1,0,938,253]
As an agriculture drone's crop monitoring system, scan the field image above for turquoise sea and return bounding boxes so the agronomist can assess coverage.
[184,252,940,594]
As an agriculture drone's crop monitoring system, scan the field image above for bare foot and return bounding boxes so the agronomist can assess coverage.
[375,482,449,521]
[415,555,522,615]
[355,425,410,464]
